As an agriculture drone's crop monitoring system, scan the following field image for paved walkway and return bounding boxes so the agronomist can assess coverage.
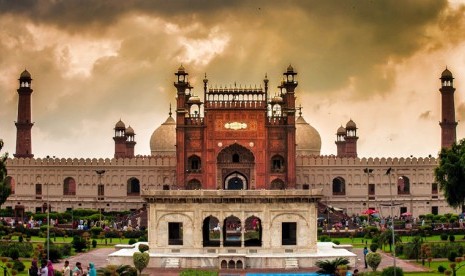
[53,247,430,275]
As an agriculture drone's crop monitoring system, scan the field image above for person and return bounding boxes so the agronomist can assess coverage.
[88,263,97,276]
[363,246,369,268]
[72,262,84,276]
[62,260,71,276]
[47,260,55,276]
[39,261,48,276]
[28,259,39,276]
[353,269,359,276]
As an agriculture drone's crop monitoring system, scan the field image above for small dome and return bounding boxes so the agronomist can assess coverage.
[150,116,176,155]
[187,95,201,104]
[296,116,321,156]
[337,126,346,135]
[126,126,135,135]
[441,68,453,79]
[115,120,125,129]
[178,65,185,73]
[346,119,356,129]
[287,64,294,72]
[20,69,31,79]
[271,95,283,104]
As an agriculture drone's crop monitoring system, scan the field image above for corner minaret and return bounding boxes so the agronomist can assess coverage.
[113,119,127,158]
[439,67,457,148]
[344,119,358,158]
[14,70,34,158]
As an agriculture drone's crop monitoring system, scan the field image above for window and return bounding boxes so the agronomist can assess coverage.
[163,185,170,190]
[271,155,285,173]
[368,184,375,195]
[232,153,240,163]
[432,183,438,194]
[187,155,201,172]
[98,184,104,200]
[400,207,407,216]
[332,177,346,195]
[35,184,42,199]
[4,176,14,195]
[270,179,285,190]
[168,222,183,245]
[282,222,297,245]
[127,177,140,195]
[63,177,76,196]
[397,176,410,195]
[186,179,201,190]
[431,206,438,215]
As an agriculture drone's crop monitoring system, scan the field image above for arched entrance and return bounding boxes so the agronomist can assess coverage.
[224,172,247,190]
[217,143,255,190]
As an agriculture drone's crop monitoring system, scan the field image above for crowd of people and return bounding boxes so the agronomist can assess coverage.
[29,260,97,276]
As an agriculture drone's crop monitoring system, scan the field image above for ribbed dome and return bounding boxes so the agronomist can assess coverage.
[150,116,176,155]
[346,119,356,129]
[115,120,125,129]
[271,95,283,104]
[296,116,321,156]
[126,126,135,135]
[337,126,346,135]
[187,95,201,104]
[20,69,31,79]
[441,68,453,78]
[287,64,294,72]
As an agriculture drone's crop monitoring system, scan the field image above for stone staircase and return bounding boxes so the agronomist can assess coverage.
[285,258,299,269]
[164,258,180,268]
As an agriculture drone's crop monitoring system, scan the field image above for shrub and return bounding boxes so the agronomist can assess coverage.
[370,243,378,252]
[448,251,458,262]
[395,244,403,256]
[92,239,97,248]
[381,266,404,276]
[438,265,446,273]
[90,227,103,237]
[133,252,149,275]
[8,248,20,260]
[366,252,382,271]
[319,235,331,242]
[72,235,87,252]
[48,246,63,262]
[449,235,456,242]
[12,260,25,272]
[138,235,148,242]
[333,240,340,245]
[441,233,448,241]
[138,244,149,253]
[128,238,137,245]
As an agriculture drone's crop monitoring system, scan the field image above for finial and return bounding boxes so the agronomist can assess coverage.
[298,104,303,117]
[169,103,172,117]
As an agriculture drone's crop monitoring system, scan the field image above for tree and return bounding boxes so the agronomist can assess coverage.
[133,251,149,275]
[377,229,402,252]
[0,140,11,210]
[366,252,382,272]
[435,138,465,208]
[315,257,350,275]
[409,235,423,262]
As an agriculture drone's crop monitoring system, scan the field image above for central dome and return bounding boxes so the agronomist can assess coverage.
[296,116,321,156]
[150,116,176,155]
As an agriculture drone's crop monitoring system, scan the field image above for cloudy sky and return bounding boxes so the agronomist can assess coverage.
[0,0,465,159]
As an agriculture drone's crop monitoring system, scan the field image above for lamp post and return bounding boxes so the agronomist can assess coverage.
[386,167,396,276]
[363,168,373,224]
[95,170,106,225]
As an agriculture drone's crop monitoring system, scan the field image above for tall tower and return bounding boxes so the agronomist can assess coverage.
[335,126,346,157]
[14,70,34,158]
[113,120,127,158]
[125,126,136,158]
[439,68,457,148]
[282,65,298,188]
[344,119,358,158]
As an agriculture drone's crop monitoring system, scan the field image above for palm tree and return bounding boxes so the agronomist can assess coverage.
[315,257,350,275]
[377,229,402,252]
[410,235,423,262]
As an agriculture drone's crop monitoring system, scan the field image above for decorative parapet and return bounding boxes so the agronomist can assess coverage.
[296,155,438,166]
[142,189,323,204]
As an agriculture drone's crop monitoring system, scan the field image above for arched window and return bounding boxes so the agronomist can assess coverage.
[332,177,346,195]
[202,215,220,247]
[223,215,242,247]
[187,155,201,172]
[271,155,285,173]
[270,179,285,190]
[4,176,14,195]
[63,177,76,196]
[186,179,201,190]
[232,153,240,163]
[398,176,410,194]
[245,216,262,247]
[127,177,140,195]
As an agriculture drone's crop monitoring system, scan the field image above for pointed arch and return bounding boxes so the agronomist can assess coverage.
[270,178,285,190]
[398,176,410,194]
[332,177,345,195]
[63,177,76,196]
[202,215,220,247]
[186,179,201,190]
[127,177,140,195]
[223,215,242,247]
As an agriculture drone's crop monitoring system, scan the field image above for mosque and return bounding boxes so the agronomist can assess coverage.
[2,65,460,268]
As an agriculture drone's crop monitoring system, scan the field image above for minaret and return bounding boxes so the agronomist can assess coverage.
[125,126,136,158]
[344,119,358,158]
[335,126,346,157]
[174,65,189,188]
[282,65,298,188]
[14,69,34,158]
[439,68,457,148]
[113,120,127,158]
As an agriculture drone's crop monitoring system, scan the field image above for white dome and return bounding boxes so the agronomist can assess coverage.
[150,116,176,155]
[296,116,321,156]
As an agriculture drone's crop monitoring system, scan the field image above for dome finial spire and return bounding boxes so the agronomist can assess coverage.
[298,104,302,117]
[169,103,172,117]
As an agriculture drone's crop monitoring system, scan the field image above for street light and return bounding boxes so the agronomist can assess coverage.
[363,168,373,224]
[95,170,106,225]
[386,167,396,276]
